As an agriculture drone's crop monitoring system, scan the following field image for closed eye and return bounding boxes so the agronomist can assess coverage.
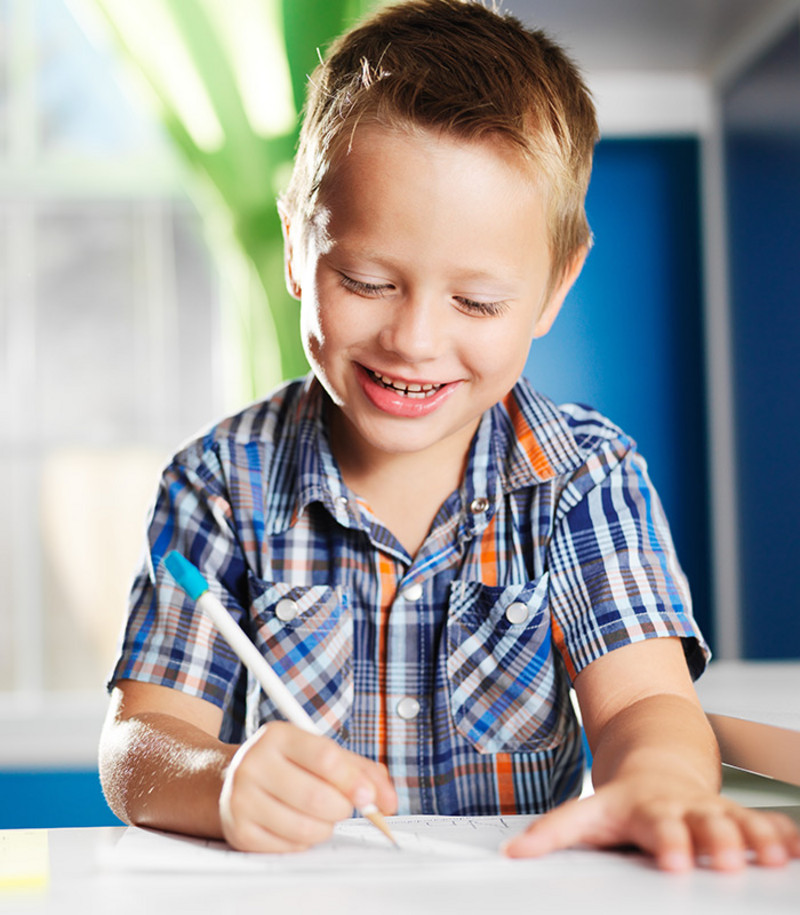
[454,296,508,317]
[339,273,393,297]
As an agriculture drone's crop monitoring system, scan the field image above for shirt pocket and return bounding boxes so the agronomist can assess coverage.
[446,574,571,753]
[246,573,353,739]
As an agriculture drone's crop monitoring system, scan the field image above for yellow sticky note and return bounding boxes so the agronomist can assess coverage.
[0,830,50,891]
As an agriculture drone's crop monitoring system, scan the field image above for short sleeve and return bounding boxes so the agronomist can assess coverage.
[108,443,249,741]
[547,441,710,683]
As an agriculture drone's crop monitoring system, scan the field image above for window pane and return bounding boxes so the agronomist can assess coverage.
[0,457,15,691]
[172,202,222,435]
[35,201,140,441]
[0,202,8,432]
[0,0,8,157]
[40,446,166,691]
[37,0,166,159]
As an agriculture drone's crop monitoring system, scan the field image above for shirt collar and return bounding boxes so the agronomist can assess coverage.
[261,376,350,536]
[293,376,360,529]
[270,375,585,539]
[456,379,585,542]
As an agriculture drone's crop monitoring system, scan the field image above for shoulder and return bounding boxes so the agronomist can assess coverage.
[499,378,637,490]
[170,376,315,472]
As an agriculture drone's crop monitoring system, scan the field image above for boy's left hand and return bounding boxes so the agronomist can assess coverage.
[502,775,800,871]
[503,638,800,871]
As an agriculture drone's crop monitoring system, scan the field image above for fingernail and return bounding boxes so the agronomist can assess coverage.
[661,851,691,872]
[761,843,788,866]
[501,834,545,858]
[716,849,745,871]
[353,785,376,808]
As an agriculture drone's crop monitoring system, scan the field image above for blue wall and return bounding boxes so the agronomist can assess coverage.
[724,23,800,658]
[0,769,122,829]
[524,138,713,649]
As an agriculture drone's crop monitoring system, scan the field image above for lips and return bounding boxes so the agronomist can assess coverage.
[356,364,459,418]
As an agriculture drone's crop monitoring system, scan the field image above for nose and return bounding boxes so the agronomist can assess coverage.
[377,292,444,364]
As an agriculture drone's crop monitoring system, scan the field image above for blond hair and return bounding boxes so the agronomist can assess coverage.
[281,0,598,286]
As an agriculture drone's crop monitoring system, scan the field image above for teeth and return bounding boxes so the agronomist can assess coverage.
[371,370,441,397]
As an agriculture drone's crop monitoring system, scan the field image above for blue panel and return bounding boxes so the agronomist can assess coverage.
[724,23,800,658]
[523,138,712,648]
[0,770,123,829]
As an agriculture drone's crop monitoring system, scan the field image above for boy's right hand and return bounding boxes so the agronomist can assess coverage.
[218,721,398,852]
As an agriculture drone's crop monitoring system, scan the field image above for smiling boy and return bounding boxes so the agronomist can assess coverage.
[100,0,800,870]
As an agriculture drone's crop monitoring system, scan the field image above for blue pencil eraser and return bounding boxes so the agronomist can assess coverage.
[163,551,209,601]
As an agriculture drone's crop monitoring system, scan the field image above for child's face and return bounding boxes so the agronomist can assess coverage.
[286,125,583,469]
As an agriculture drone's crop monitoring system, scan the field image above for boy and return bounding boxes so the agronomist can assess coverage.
[100,0,799,871]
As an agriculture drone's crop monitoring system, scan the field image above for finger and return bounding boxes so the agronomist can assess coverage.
[635,815,693,873]
[227,784,339,852]
[234,727,356,823]
[220,728,353,851]
[686,810,747,871]
[255,723,381,813]
[350,755,398,814]
[264,756,356,823]
[502,797,610,858]
[732,809,799,867]
[222,788,333,853]
[767,811,800,857]
[248,721,377,819]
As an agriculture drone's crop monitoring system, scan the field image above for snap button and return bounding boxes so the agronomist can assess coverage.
[470,497,490,514]
[336,495,349,508]
[505,601,529,625]
[402,582,423,602]
[396,696,421,720]
[275,598,299,621]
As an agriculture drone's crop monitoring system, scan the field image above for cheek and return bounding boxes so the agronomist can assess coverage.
[467,320,534,380]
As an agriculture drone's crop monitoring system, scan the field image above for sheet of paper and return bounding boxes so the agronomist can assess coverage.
[99,815,535,877]
[0,830,49,891]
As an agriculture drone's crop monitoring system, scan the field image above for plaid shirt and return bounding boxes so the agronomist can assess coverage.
[112,375,709,815]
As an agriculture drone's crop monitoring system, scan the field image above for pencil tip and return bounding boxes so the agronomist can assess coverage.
[365,810,399,848]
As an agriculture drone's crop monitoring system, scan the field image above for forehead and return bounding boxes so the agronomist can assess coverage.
[327,120,535,187]
[316,123,545,235]
[309,124,552,281]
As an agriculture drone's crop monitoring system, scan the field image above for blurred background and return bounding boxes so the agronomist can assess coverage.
[1,0,798,825]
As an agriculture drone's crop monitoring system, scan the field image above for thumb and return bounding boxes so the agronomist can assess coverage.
[502,796,611,858]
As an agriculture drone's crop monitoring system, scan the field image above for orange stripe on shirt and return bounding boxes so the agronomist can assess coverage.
[505,392,556,480]
[477,514,499,587]
[494,753,516,814]
[549,612,577,682]
[376,552,399,766]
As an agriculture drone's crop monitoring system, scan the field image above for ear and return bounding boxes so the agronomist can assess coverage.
[533,246,588,338]
[278,202,302,301]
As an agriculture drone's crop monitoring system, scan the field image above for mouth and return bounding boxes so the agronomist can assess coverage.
[365,368,446,399]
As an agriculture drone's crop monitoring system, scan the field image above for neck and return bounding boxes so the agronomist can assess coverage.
[328,413,477,557]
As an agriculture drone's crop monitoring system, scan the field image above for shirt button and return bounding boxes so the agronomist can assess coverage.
[275,598,299,621]
[396,697,421,720]
[336,495,349,509]
[402,582,423,601]
[470,496,490,514]
[505,601,530,625]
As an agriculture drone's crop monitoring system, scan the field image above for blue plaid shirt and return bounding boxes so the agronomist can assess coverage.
[111,375,709,815]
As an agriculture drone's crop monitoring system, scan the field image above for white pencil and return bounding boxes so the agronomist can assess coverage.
[163,550,397,846]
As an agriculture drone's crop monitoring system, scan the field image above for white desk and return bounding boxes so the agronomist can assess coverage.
[2,662,798,914]
[1,821,798,915]
[695,661,800,787]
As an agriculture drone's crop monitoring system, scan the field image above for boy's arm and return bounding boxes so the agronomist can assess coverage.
[99,680,396,852]
[503,638,800,870]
